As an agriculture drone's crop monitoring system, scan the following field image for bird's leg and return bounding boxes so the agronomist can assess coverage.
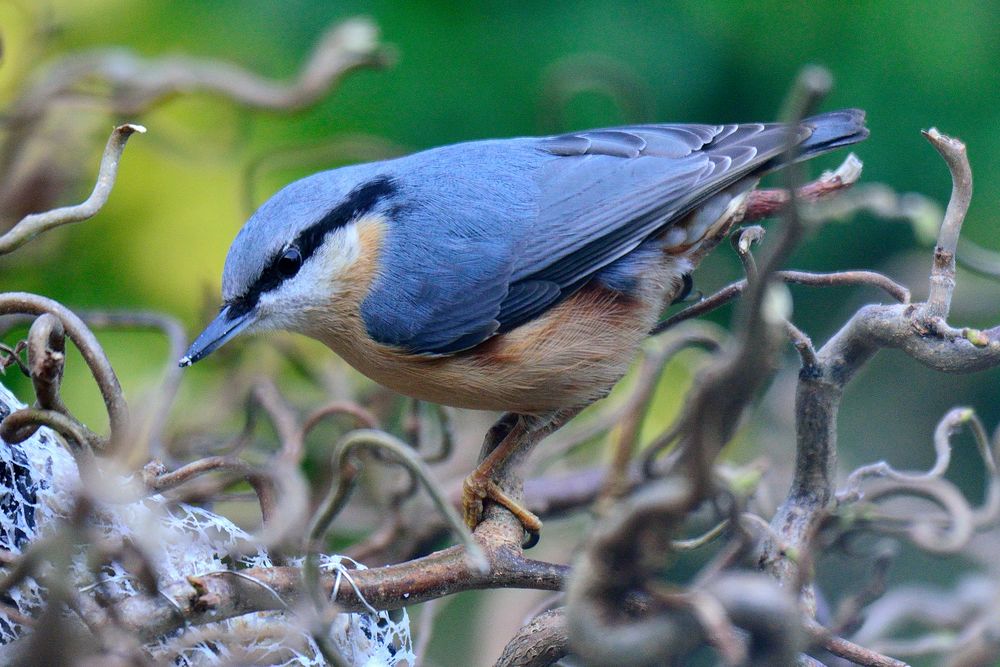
[462,414,534,532]
[462,408,582,543]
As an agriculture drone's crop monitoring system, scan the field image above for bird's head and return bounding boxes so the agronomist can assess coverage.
[180,165,396,366]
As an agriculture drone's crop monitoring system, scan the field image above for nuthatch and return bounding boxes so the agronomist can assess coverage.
[181,109,867,538]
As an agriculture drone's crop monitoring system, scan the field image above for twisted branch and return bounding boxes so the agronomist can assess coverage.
[0,124,144,254]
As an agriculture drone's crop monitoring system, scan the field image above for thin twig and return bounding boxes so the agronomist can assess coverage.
[840,408,973,498]
[143,457,279,526]
[100,547,567,642]
[742,153,864,222]
[0,340,30,376]
[0,293,128,452]
[600,325,724,503]
[732,225,765,283]
[78,310,187,462]
[922,128,972,319]
[26,313,69,414]
[251,379,304,463]
[652,269,910,335]
[0,407,95,455]
[671,519,730,551]
[784,319,819,369]
[302,400,378,437]
[0,124,144,255]
[8,19,390,121]
[412,402,455,464]
[308,429,488,574]
[806,621,909,667]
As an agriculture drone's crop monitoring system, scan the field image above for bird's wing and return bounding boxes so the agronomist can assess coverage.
[495,122,801,330]
[362,122,809,354]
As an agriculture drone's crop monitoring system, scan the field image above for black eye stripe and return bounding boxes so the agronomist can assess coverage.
[228,176,397,319]
[291,176,396,267]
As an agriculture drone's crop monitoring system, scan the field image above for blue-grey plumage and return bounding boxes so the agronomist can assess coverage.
[182,110,868,414]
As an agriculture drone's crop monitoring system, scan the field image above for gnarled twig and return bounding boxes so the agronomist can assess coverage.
[0,124,144,255]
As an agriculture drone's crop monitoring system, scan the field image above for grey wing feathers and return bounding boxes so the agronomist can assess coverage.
[493,121,807,332]
[368,111,866,354]
[541,124,719,158]
[496,280,562,325]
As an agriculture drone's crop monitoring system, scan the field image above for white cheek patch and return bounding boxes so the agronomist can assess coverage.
[255,225,362,332]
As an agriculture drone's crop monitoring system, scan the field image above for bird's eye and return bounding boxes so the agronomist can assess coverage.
[276,247,302,278]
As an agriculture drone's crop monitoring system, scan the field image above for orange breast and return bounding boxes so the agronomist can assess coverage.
[302,215,707,413]
[325,281,663,412]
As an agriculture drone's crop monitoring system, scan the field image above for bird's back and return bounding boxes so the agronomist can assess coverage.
[360,110,868,356]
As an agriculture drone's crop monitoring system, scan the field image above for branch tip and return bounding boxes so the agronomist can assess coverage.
[923,127,967,157]
[922,125,972,319]
[962,328,991,348]
[118,123,147,135]
[826,152,864,186]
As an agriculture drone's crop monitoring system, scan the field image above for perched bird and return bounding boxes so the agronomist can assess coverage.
[181,109,868,538]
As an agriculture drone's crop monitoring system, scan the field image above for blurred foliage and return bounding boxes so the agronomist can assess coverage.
[1,1,999,664]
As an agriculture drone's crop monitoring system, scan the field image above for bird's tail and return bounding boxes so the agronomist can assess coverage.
[797,108,869,159]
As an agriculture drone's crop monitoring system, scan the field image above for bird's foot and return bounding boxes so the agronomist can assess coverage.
[462,472,542,548]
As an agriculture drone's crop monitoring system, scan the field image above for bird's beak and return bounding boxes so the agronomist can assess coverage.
[179,305,254,367]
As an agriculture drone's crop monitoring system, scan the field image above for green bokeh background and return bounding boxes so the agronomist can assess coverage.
[1,1,999,664]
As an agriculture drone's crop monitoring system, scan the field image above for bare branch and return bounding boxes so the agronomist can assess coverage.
[0,124,144,255]
[26,313,69,415]
[834,303,1000,375]
[807,622,908,667]
[784,319,819,369]
[302,401,378,437]
[0,340,30,376]
[840,407,974,497]
[308,429,488,574]
[250,379,304,463]
[494,608,569,667]
[829,407,998,556]
[653,268,909,335]
[781,270,911,303]
[760,126,1000,599]
[743,153,864,222]
[0,407,95,456]
[0,294,128,452]
[408,401,455,464]
[99,545,566,642]
[8,19,390,123]
[142,457,279,525]
[565,479,699,664]
[600,325,724,503]
[923,128,972,318]
[75,310,187,462]
[699,572,803,667]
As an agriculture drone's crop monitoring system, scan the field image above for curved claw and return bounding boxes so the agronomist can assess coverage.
[521,529,540,550]
[461,472,543,543]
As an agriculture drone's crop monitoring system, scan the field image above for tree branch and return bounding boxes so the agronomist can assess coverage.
[0,124,144,255]
[99,544,566,643]
[923,128,972,318]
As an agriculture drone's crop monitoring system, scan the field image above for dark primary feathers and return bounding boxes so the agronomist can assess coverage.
[356,110,868,355]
